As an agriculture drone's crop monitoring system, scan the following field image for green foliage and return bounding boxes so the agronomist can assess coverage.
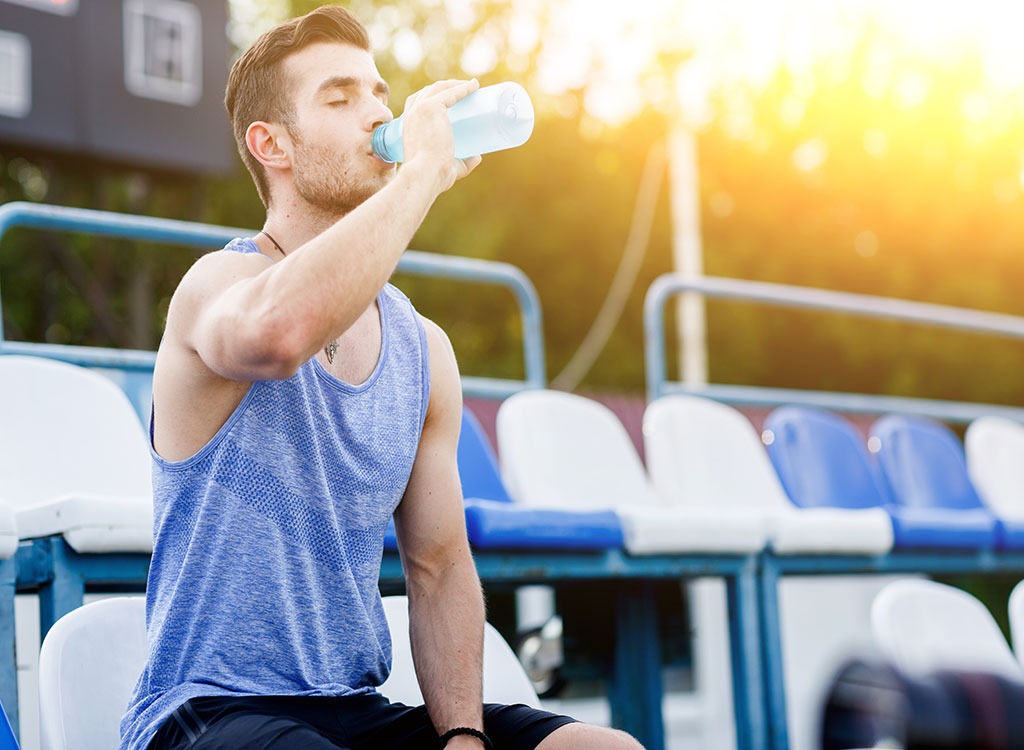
[4,1,1024,407]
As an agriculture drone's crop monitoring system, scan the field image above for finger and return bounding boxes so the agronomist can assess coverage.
[403,79,475,114]
[459,154,483,177]
[434,78,479,108]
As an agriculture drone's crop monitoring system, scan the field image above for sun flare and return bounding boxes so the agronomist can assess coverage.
[523,0,1024,130]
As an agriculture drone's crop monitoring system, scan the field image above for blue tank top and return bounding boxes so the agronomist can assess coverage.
[120,238,430,750]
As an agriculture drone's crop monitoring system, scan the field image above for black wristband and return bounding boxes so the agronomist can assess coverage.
[438,726,493,749]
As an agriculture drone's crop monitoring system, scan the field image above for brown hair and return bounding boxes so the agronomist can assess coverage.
[225,5,371,207]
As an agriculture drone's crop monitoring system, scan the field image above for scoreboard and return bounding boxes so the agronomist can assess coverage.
[0,0,233,174]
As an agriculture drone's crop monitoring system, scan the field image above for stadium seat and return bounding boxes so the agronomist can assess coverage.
[384,406,624,551]
[460,404,623,550]
[0,356,152,556]
[871,415,1002,549]
[0,510,16,563]
[765,405,996,549]
[496,389,766,555]
[38,595,535,750]
[458,406,513,505]
[0,506,17,728]
[871,579,1022,679]
[38,597,147,750]
[647,397,894,750]
[497,390,765,749]
[965,416,1024,545]
[1009,579,1024,664]
[0,355,152,735]
[764,406,891,513]
[645,395,893,555]
[0,696,16,750]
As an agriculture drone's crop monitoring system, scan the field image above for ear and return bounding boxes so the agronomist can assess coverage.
[245,121,292,172]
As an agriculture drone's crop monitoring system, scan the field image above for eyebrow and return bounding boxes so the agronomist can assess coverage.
[315,75,390,99]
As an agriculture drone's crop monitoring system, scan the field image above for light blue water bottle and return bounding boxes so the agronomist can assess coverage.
[372,82,534,163]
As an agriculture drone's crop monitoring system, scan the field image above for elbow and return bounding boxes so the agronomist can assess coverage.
[403,541,477,591]
[232,305,312,380]
[260,312,311,379]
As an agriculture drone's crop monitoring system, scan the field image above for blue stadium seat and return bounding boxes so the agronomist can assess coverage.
[871,415,1004,550]
[385,405,624,551]
[765,406,997,549]
[0,697,14,750]
[457,407,513,505]
[764,406,892,512]
[460,404,623,550]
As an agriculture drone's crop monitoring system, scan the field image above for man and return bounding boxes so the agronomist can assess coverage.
[120,5,643,750]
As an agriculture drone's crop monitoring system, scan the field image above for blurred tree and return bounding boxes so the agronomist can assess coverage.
[4,0,1024,409]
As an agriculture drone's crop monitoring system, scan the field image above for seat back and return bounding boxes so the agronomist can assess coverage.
[378,596,539,707]
[1008,579,1024,664]
[458,407,512,503]
[965,416,1024,520]
[38,597,148,750]
[0,356,150,506]
[0,698,16,750]
[871,415,985,511]
[644,395,793,511]
[496,390,659,509]
[870,579,1021,678]
[763,406,890,510]
[38,595,537,749]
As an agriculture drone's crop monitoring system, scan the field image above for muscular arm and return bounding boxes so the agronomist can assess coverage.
[178,79,482,383]
[393,319,486,746]
[151,80,481,460]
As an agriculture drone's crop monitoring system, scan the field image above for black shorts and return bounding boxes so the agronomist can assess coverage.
[148,691,576,750]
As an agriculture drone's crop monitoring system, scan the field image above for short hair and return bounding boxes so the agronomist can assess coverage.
[225,5,371,208]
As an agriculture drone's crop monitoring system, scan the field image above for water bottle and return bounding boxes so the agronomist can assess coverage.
[372,82,534,163]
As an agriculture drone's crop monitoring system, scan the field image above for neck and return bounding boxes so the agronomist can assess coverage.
[262,200,349,260]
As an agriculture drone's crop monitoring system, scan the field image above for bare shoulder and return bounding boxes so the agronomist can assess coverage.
[418,315,456,360]
[152,247,273,460]
[165,248,272,335]
[417,314,462,426]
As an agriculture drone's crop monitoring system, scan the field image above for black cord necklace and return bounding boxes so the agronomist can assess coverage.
[260,230,339,365]
[260,229,286,258]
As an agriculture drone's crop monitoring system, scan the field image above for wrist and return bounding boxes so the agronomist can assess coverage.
[444,737,486,749]
[438,727,492,750]
[392,158,441,201]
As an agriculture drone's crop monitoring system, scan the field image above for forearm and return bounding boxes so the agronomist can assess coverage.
[407,549,486,738]
[251,161,441,358]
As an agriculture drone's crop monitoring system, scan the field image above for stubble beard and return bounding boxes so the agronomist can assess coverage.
[291,135,392,219]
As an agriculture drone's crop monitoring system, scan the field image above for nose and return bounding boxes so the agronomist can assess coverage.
[369,99,393,132]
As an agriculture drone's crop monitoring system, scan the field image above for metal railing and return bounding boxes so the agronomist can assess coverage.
[644,273,1024,423]
[0,201,546,416]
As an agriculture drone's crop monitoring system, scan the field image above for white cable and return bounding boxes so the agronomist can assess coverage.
[551,139,668,391]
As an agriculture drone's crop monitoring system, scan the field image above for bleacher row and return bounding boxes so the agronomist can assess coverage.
[5,352,1024,749]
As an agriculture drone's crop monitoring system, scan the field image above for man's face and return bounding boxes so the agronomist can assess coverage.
[280,42,396,216]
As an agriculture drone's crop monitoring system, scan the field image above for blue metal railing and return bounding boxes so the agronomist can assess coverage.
[0,201,546,414]
[644,273,1024,423]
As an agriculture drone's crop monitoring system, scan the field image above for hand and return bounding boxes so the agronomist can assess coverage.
[399,79,482,192]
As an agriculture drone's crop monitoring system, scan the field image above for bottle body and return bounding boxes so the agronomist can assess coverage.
[372,82,534,164]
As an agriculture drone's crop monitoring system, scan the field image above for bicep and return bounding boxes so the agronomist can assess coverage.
[393,321,468,567]
[170,252,291,381]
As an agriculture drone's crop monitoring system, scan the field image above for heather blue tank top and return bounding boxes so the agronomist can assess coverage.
[120,238,430,750]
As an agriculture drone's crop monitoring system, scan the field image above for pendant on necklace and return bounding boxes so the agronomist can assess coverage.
[325,340,338,365]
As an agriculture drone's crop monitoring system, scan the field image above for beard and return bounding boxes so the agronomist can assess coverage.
[290,131,392,217]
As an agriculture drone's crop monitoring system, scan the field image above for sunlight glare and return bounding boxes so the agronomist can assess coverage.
[524,0,1024,128]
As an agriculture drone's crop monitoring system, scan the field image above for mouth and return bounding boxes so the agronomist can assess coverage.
[370,151,396,168]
